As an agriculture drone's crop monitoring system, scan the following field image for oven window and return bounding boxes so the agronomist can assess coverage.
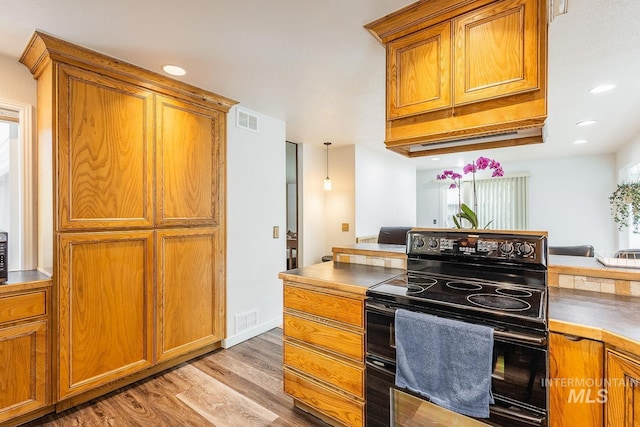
[492,342,547,409]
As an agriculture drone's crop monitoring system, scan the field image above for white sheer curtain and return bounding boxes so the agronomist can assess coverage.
[462,175,529,230]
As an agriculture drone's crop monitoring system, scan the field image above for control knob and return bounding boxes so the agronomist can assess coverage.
[427,238,439,250]
[499,242,514,255]
[414,237,425,248]
[518,242,534,257]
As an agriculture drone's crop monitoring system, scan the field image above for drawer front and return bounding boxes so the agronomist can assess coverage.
[0,292,46,324]
[284,368,364,427]
[284,340,364,399]
[284,314,364,362]
[284,285,364,328]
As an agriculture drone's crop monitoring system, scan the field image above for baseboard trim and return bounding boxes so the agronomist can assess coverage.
[222,318,282,348]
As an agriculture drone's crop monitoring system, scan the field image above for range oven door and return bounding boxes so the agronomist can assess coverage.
[365,301,548,427]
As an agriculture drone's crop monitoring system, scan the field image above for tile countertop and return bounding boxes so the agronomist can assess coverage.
[549,254,640,281]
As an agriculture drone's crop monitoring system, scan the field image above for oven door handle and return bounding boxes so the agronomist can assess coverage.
[491,405,546,426]
[366,301,397,315]
[493,330,546,346]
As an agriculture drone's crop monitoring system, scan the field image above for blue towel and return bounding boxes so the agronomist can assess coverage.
[395,309,494,418]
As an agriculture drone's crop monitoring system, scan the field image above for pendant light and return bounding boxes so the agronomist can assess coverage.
[323,142,332,191]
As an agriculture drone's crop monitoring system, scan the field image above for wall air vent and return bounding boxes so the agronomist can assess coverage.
[236,109,259,132]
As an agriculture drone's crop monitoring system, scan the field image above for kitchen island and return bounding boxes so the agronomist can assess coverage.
[281,246,640,427]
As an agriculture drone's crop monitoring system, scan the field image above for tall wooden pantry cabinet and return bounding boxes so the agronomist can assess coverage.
[20,31,236,409]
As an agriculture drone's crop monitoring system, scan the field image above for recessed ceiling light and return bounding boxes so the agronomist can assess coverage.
[589,84,615,94]
[431,157,440,161]
[162,65,186,76]
[576,120,597,126]
[573,139,588,144]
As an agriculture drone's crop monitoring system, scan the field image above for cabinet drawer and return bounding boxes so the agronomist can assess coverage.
[284,285,364,328]
[0,292,46,324]
[284,314,364,362]
[284,368,364,427]
[284,340,364,399]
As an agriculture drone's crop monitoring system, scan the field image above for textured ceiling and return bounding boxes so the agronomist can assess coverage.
[1,0,638,169]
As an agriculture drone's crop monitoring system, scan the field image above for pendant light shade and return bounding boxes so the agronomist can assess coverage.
[323,142,332,191]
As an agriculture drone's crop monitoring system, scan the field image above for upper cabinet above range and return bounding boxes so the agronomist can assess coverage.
[366,0,548,157]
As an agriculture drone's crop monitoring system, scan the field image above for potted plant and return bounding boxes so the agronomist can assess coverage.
[610,182,640,233]
[437,157,504,229]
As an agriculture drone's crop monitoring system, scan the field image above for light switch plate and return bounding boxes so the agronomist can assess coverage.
[342,223,349,232]
[273,226,279,238]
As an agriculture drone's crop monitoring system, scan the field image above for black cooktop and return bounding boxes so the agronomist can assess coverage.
[369,272,546,326]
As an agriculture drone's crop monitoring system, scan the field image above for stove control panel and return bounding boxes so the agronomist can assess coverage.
[409,231,547,264]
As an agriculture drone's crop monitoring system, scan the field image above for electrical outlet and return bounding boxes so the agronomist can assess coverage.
[273,226,279,238]
[342,223,349,232]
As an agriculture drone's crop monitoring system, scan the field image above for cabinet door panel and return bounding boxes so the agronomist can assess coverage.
[283,314,363,362]
[284,368,364,427]
[156,228,223,361]
[57,231,154,399]
[388,21,452,118]
[0,321,47,423]
[284,285,364,328]
[453,0,539,105]
[549,332,604,427]
[606,350,640,427]
[156,96,220,226]
[57,65,154,230]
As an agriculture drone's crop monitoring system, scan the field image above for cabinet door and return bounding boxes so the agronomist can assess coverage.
[57,231,154,399]
[156,96,222,227]
[453,0,540,105]
[156,228,223,361]
[549,332,604,427]
[0,321,47,423]
[387,21,452,119]
[606,350,640,427]
[57,65,154,230]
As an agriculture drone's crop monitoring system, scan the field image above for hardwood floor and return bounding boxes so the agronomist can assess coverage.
[25,328,327,427]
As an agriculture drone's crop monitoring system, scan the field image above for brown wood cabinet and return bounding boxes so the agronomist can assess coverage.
[56,231,154,399]
[366,0,547,156]
[549,332,604,427]
[0,288,49,424]
[56,65,154,231]
[283,283,365,427]
[606,349,640,426]
[20,31,235,411]
[156,227,224,361]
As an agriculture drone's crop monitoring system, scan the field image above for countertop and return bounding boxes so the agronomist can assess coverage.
[0,270,52,295]
[279,261,404,296]
[549,254,640,281]
[332,243,407,258]
[549,286,640,355]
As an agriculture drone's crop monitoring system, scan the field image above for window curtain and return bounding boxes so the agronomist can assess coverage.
[462,175,529,230]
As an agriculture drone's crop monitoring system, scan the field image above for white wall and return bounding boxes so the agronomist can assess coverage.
[355,146,417,237]
[416,154,618,252]
[224,105,286,347]
[0,54,36,105]
[616,135,640,174]
[324,145,356,254]
[300,143,327,265]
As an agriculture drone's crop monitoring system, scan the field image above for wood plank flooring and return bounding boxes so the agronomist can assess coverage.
[25,328,327,427]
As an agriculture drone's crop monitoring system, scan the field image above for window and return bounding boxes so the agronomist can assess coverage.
[0,99,35,271]
[627,163,640,248]
[443,175,529,230]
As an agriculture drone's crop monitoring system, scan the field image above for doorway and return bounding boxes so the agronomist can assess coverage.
[286,141,299,269]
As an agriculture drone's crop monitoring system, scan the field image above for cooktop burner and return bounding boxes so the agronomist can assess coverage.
[446,281,483,291]
[368,272,546,325]
[467,293,532,311]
